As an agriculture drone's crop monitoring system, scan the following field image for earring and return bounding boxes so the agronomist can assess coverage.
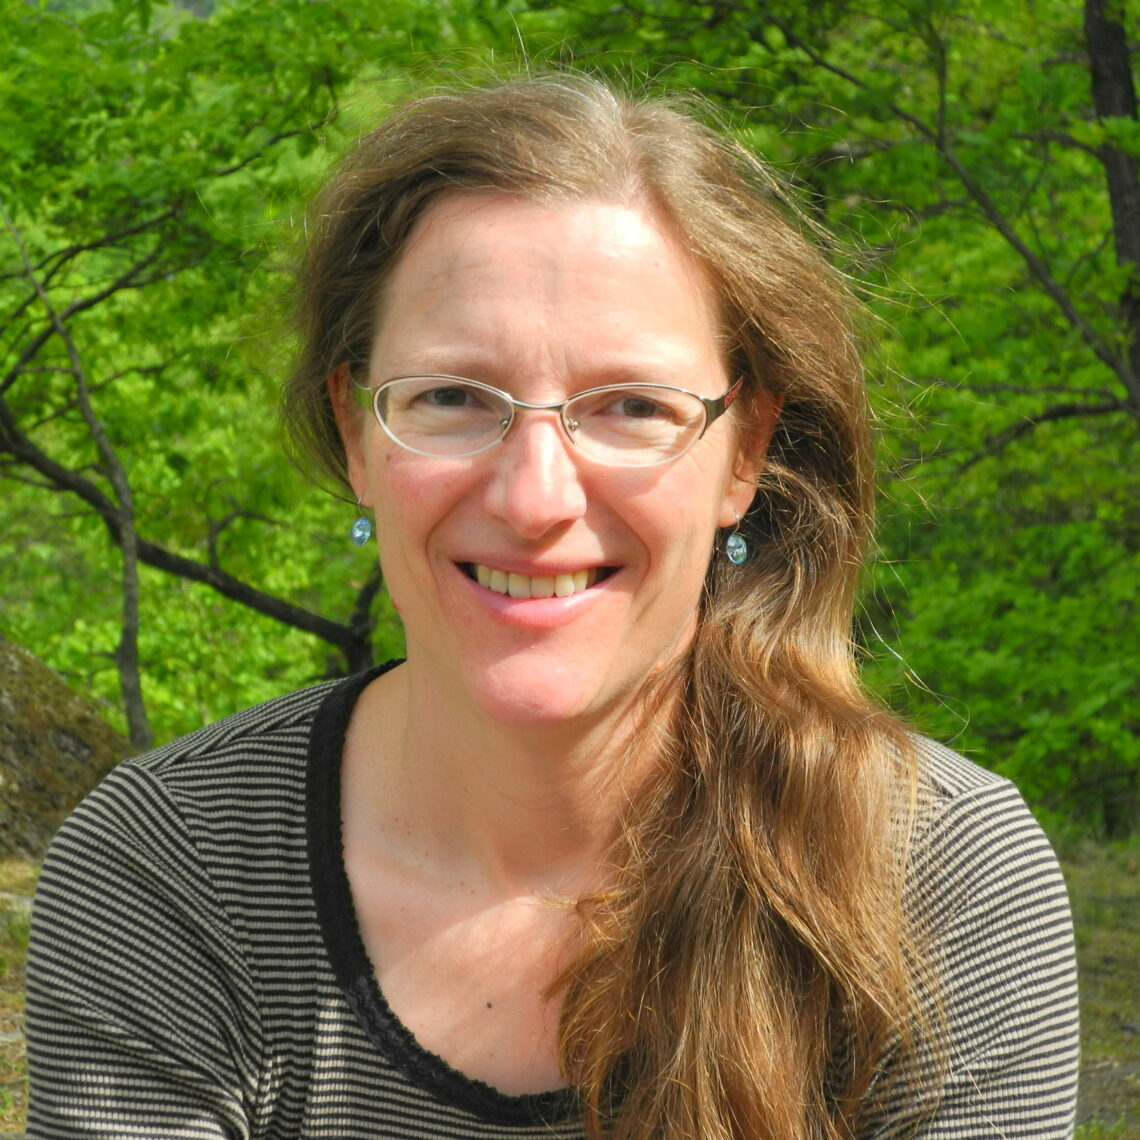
[350,496,372,546]
[724,514,748,565]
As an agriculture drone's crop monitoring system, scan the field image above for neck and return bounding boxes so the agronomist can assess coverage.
[346,660,673,898]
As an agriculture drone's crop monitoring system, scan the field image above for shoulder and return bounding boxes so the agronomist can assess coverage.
[906,736,1070,933]
[126,675,345,781]
[908,737,1064,896]
[910,733,1011,799]
[873,738,1081,1134]
[904,737,1077,1098]
[38,668,395,893]
[51,678,338,847]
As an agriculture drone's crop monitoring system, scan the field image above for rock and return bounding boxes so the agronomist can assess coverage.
[0,634,129,859]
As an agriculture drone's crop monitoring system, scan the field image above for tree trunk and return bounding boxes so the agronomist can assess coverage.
[115,495,152,753]
[1085,0,1140,412]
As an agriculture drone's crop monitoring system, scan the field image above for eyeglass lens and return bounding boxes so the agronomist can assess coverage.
[374,377,711,466]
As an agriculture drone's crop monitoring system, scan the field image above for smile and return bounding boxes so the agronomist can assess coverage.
[465,563,604,599]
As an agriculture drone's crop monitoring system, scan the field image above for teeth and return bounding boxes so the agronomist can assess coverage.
[530,575,555,599]
[471,564,599,599]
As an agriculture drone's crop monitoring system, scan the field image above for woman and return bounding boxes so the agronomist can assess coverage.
[26,76,1079,1138]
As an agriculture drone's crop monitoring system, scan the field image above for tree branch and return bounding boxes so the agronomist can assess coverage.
[1085,0,1140,400]
[764,11,1140,421]
[206,508,278,570]
[212,118,332,178]
[344,564,384,674]
[0,246,166,396]
[956,398,1128,472]
[1011,129,1104,159]
[1,198,152,751]
[0,395,368,661]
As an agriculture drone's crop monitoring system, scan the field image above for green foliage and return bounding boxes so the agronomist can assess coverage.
[863,426,1140,835]
[519,0,1140,835]
[0,0,434,739]
[1,0,1136,832]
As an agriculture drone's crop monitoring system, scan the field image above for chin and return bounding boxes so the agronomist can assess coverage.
[467,656,640,735]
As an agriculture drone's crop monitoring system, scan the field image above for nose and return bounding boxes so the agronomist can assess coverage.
[482,412,588,539]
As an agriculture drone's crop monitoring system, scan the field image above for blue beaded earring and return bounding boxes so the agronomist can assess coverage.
[724,514,748,565]
[350,496,372,546]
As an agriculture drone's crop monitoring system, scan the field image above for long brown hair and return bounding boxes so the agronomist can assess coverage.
[282,74,938,1139]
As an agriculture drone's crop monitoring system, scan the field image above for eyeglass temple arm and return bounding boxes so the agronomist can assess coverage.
[350,378,374,410]
[701,378,745,429]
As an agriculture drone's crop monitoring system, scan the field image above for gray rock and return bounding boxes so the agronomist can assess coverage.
[0,634,129,859]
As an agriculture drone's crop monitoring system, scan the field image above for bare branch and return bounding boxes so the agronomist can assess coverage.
[0,396,367,660]
[25,364,173,433]
[345,564,384,674]
[956,398,1129,472]
[1062,229,1115,293]
[1,197,152,750]
[212,119,330,179]
[764,12,1140,418]
[2,207,182,322]
[135,535,367,655]
[206,508,278,570]
[0,464,56,491]
[35,209,181,274]
[940,142,1136,399]
[1011,129,1104,159]
[0,245,166,396]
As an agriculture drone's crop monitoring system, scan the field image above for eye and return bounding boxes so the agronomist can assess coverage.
[419,385,478,408]
[611,395,667,420]
[594,390,694,425]
[395,380,504,416]
[569,386,699,434]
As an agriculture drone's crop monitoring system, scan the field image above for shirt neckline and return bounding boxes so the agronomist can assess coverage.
[305,662,579,1127]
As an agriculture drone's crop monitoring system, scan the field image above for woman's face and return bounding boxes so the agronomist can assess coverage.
[337,192,775,733]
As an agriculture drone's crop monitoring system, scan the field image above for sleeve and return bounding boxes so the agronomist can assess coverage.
[867,777,1080,1139]
[25,763,261,1139]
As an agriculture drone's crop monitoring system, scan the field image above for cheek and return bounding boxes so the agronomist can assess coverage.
[368,453,474,581]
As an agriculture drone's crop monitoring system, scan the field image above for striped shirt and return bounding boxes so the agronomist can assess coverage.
[25,665,1079,1138]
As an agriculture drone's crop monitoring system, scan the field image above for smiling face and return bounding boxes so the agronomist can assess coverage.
[335,192,773,735]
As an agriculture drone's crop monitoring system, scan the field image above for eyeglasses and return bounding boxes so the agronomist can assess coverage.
[353,374,743,467]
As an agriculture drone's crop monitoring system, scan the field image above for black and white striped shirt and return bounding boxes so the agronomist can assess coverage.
[26,665,1079,1138]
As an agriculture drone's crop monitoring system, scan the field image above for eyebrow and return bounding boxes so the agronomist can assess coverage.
[371,356,721,391]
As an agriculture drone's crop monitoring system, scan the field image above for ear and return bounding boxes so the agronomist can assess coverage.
[718,469,759,530]
[327,364,370,505]
[717,389,784,528]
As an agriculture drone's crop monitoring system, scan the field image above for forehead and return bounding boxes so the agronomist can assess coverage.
[370,192,726,384]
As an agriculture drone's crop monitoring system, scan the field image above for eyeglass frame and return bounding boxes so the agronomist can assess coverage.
[351,373,745,467]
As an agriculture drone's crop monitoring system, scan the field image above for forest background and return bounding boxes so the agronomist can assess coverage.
[1,0,1137,842]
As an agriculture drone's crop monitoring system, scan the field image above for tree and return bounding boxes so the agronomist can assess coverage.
[502,0,1139,832]
[3,0,1135,830]
[0,0,449,744]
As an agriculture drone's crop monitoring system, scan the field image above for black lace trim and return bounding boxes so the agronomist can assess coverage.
[306,663,579,1127]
